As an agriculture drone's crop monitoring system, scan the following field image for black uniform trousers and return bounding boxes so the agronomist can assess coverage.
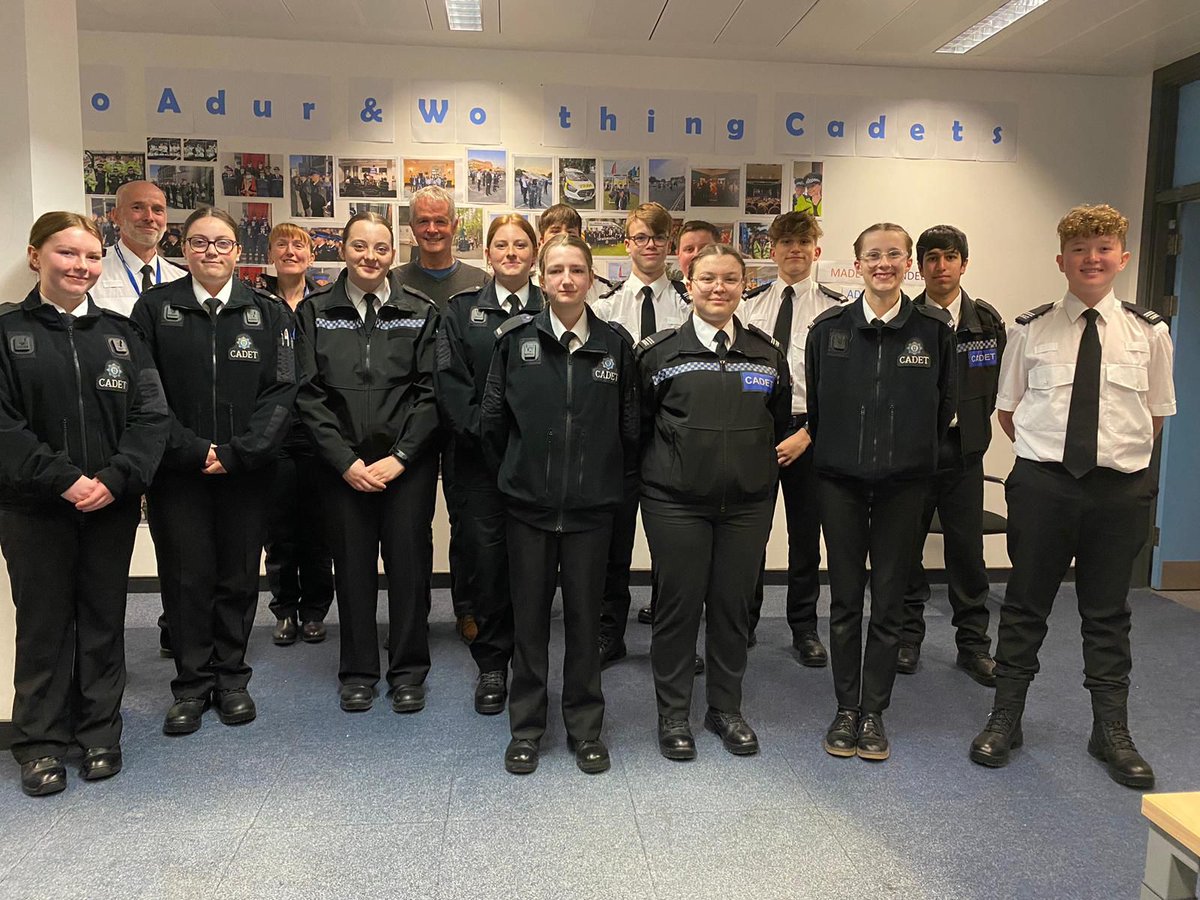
[750,416,821,638]
[598,480,639,641]
[265,451,334,623]
[993,459,1152,720]
[0,498,140,763]
[900,429,992,653]
[148,469,273,699]
[441,441,471,618]
[319,455,438,690]
[643,495,774,719]
[506,514,611,743]
[819,475,931,714]
[458,472,513,674]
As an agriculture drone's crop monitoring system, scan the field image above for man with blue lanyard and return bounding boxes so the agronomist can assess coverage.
[93,181,187,317]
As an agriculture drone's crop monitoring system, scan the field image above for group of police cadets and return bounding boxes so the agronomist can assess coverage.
[0,179,1175,797]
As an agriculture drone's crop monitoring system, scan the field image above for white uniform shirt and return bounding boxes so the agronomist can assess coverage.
[92,240,187,317]
[591,273,689,342]
[191,277,234,312]
[549,307,589,354]
[997,291,1176,473]
[692,315,736,354]
[738,275,841,414]
[494,282,531,313]
[345,279,392,323]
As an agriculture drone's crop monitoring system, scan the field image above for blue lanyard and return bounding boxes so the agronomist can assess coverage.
[115,243,161,296]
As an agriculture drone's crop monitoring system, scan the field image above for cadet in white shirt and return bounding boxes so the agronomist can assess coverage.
[91,182,187,318]
[969,205,1176,790]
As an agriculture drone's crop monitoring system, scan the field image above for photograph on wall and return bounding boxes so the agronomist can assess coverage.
[229,202,273,265]
[150,164,215,210]
[236,265,267,290]
[304,225,345,263]
[310,265,343,289]
[220,153,285,198]
[601,159,640,211]
[89,198,119,249]
[184,139,218,162]
[513,156,553,210]
[648,158,686,211]
[581,217,627,257]
[745,264,778,292]
[557,157,598,211]
[402,158,457,198]
[467,149,507,205]
[689,166,742,209]
[147,137,182,161]
[738,222,772,260]
[290,155,334,218]
[745,164,783,216]
[158,222,186,260]
[606,260,631,283]
[453,206,484,259]
[84,151,145,195]
[395,204,414,246]
[486,211,534,244]
[791,161,824,216]
[338,157,398,199]
[345,202,393,227]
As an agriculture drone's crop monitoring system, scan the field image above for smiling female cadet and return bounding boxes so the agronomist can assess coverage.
[638,244,791,761]
[0,212,168,796]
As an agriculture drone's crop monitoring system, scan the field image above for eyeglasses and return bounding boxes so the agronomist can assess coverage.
[692,274,744,288]
[627,234,669,248]
[858,250,909,264]
[186,236,237,253]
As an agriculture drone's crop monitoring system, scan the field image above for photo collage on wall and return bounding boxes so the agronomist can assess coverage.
[85,138,829,292]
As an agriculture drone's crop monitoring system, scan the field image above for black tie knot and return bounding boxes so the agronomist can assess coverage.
[781,285,795,302]
[504,294,518,315]
[139,264,154,295]
[1082,308,1099,324]
[870,318,885,328]
[561,330,576,350]
[363,292,378,331]
[714,329,729,358]
[204,298,221,318]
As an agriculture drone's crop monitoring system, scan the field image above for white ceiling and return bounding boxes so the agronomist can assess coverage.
[77,0,1200,76]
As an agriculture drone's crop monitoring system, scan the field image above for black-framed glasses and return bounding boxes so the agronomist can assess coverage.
[186,236,238,253]
[627,234,669,248]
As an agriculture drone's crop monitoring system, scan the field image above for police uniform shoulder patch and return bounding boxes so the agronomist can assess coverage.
[495,312,534,340]
[915,303,952,326]
[1121,302,1164,326]
[742,282,772,301]
[106,335,131,358]
[446,287,481,306]
[1015,302,1055,325]
[596,274,615,290]
[399,283,437,307]
[634,327,675,356]
[746,323,782,352]
[811,304,847,327]
[671,280,690,303]
[8,332,34,355]
[599,280,624,301]
[818,284,848,303]
[249,285,280,304]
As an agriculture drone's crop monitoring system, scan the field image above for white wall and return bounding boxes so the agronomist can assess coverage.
[80,32,1154,574]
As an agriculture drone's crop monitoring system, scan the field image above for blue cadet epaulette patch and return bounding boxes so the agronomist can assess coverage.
[599,280,625,300]
[819,284,848,303]
[746,323,781,351]
[1121,302,1164,325]
[1015,303,1055,325]
[495,312,534,339]
[742,282,772,301]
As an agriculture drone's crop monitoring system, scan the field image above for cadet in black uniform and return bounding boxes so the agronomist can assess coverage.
[970,205,1174,789]
[807,223,956,762]
[1,212,168,796]
[639,244,791,761]
[131,207,297,737]
[294,212,441,715]
[480,234,639,776]
[435,214,543,715]
[897,226,1005,685]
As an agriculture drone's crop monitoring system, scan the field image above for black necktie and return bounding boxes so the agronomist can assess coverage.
[714,329,729,360]
[871,317,884,328]
[1063,308,1102,478]
[639,286,655,341]
[363,292,378,333]
[773,285,795,352]
[504,294,518,315]
[204,297,221,319]
[140,264,154,295]
[561,330,576,353]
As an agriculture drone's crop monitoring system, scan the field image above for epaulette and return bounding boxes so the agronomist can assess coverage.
[97,307,132,322]
[811,304,848,327]
[599,280,625,301]
[634,327,676,355]
[818,284,848,303]
[162,257,188,273]
[0,302,22,318]
[446,286,481,305]
[596,274,615,289]
[973,297,1004,325]
[742,282,772,301]
[1121,302,1165,326]
[915,303,952,326]
[140,280,173,295]
[250,285,284,305]
[398,283,437,308]
[746,323,781,352]
[608,321,634,346]
[1015,303,1055,325]
[671,280,690,303]
[494,313,534,339]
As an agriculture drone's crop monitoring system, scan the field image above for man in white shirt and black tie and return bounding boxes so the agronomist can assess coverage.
[92,181,187,318]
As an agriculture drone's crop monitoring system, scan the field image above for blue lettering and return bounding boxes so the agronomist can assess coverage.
[91,92,111,112]
[418,98,450,125]
[359,97,383,123]
[868,115,886,139]
[558,104,572,129]
[726,118,744,141]
[952,119,964,141]
[157,87,181,115]
[910,122,925,141]
[303,101,316,120]
[741,372,775,393]
[252,99,272,118]
[647,108,655,133]
[992,125,1003,144]
[827,119,845,138]
[206,89,226,116]
[599,105,617,132]
[469,106,486,125]
[785,111,805,136]
[685,115,702,135]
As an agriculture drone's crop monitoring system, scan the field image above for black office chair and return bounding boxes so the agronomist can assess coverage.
[929,474,1007,536]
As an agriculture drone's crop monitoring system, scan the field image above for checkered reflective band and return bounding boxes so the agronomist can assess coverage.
[377,318,426,330]
[316,318,360,330]
[652,360,777,387]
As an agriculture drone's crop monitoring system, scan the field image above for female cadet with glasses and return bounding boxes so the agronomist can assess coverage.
[1,212,168,796]
[131,207,297,737]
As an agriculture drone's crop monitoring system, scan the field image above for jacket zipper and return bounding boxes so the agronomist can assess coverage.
[66,319,90,472]
[871,328,883,478]
[857,405,866,465]
[887,403,895,469]
[557,351,573,533]
[719,356,728,513]
[363,320,372,436]
[210,313,219,439]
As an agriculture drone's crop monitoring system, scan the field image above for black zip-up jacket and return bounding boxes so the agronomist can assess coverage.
[130,275,296,475]
[913,290,1005,459]
[261,273,319,457]
[295,270,439,475]
[480,305,639,532]
[638,315,792,507]
[806,295,957,482]
[0,290,168,509]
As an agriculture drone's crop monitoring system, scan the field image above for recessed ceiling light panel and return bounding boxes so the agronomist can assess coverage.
[446,0,483,31]
[936,0,1051,54]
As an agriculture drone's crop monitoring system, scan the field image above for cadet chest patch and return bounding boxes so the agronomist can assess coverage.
[828,329,850,356]
[968,348,998,367]
[243,308,262,329]
[229,333,260,361]
[470,307,489,326]
[9,332,34,356]
[741,371,775,393]
[162,304,183,326]
[897,338,931,368]
[520,338,541,364]
[96,359,128,391]
[592,355,618,383]
[106,336,130,358]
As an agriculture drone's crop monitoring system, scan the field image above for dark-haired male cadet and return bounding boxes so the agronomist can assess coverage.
[897,226,1005,686]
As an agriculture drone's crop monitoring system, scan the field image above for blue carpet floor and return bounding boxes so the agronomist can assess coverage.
[0,585,1196,899]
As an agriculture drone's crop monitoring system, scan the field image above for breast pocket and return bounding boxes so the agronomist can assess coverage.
[1104,363,1152,435]
[1022,363,1074,433]
[377,325,421,386]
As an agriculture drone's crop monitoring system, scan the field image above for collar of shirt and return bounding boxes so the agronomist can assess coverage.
[191,277,235,310]
[346,278,392,319]
[1063,289,1118,324]
[629,272,670,301]
[116,238,161,272]
[779,273,814,296]
[549,306,589,352]
[942,290,963,330]
[40,293,93,317]
[861,295,902,324]
[497,281,531,311]
[692,314,736,352]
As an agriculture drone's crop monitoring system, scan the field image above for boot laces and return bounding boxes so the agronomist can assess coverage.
[987,708,1019,734]
[1102,721,1137,753]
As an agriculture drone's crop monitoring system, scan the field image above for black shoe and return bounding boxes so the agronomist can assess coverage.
[637,605,653,625]
[163,697,209,735]
[693,654,705,676]
[158,628,173,659]
[969,707,1024,767]
[658,716,696,761]
[703,709,759,756]
[747,630,757,649]
[504,738,539,775]
[300,621,327,643]
[896,643,920,675]
[474,670,507,715]
[339,683,375,712]
[598,633,627,669]
[215,689,257,726]
[20,757,66,797]
[1088,720,1156,790]
[273,615,298,646]
[793,631,828,668]
[956,650,997,687]
[391,684,426,713]
[856,712,889,761]
[80,747,123,781]
[823,708,860,758]
[568,737,611,774]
